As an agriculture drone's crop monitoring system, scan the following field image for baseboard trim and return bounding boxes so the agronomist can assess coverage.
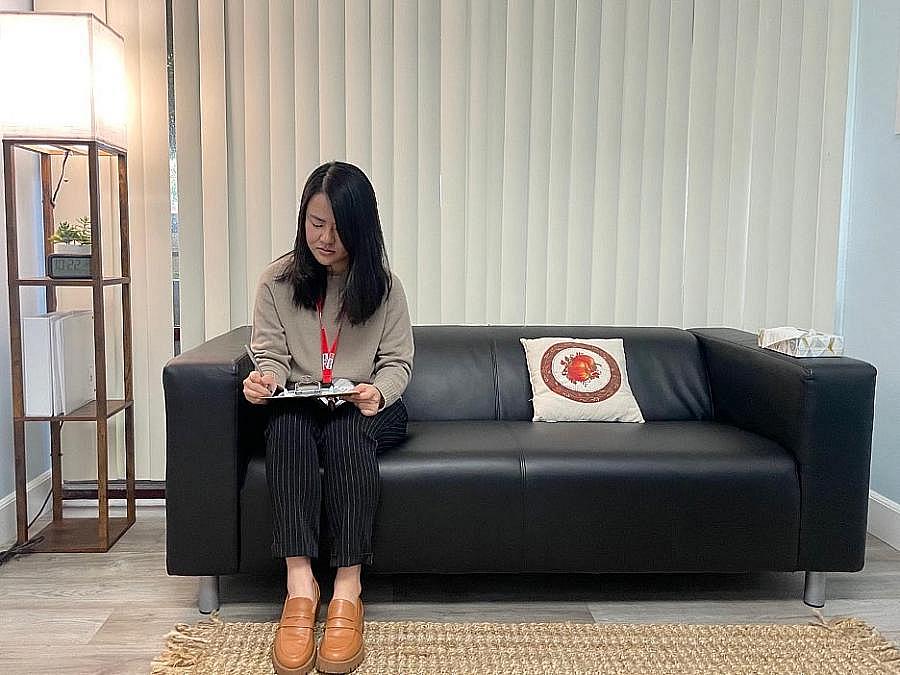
[62,479,165,501]
[63,498,166,508]
[868,489,900,551]
[0,470,52,549]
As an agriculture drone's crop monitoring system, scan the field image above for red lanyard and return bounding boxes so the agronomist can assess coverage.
[315,299,343,385]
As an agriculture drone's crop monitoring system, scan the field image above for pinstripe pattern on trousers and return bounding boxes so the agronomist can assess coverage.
[264,397,409,566]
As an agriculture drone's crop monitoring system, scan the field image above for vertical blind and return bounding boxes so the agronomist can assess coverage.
[174,0,852,351]
[105,0,173,481]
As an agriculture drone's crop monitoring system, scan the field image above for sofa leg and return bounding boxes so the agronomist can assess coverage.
[803,571,826,608]
[198,575,220,614]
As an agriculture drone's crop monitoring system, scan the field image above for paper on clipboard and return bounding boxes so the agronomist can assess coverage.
[262,377,356,400]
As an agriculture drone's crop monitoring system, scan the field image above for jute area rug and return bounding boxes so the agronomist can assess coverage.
[151,609,900,675]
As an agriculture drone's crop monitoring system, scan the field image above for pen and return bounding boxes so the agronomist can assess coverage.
[244,344,281,394]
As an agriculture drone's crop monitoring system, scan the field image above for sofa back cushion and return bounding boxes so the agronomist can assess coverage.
[494,327,711,421]
[404,326,499,420]
[404,326,712,421]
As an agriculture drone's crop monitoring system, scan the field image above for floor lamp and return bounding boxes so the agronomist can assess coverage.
[1,11,136,552]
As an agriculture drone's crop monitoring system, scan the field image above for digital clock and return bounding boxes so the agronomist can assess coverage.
[47,253,93,279]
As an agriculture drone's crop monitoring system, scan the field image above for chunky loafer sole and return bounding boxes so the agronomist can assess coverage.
[316,645,366,674]
[271,643,317,675]
[271,582,320,675]
[317,597,365,673]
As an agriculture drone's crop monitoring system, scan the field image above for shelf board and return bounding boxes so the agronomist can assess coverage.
[6,140,124,157]
[27,516,133,553]
[17,399,133,422]
[16,276,130,287]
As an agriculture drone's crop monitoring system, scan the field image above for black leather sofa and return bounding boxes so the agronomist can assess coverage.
[163,325,877,613]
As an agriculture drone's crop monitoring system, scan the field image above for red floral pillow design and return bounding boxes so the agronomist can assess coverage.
[521,338,645,423]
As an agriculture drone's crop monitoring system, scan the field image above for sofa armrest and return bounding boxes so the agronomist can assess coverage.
[163,326,265,576]
[688,328,877,572]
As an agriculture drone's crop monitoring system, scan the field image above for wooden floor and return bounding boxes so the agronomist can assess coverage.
[1,505,898,674]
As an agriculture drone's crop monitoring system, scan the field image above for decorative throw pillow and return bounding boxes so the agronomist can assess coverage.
[519,337,645,423]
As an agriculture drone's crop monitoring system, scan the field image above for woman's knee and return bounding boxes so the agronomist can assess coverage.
[371,400,408,450]
[319,402,408,462]
[266,405,321,449]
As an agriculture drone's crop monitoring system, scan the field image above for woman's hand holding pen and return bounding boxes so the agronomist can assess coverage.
[341,383,384,416]
[243,370,276,405]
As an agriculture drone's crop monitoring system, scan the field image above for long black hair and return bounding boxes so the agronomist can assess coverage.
[274,161,393,326]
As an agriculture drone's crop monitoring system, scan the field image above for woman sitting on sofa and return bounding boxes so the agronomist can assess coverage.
[243,161,414,675]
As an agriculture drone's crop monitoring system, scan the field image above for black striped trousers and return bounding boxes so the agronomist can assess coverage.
[264,397,408,566]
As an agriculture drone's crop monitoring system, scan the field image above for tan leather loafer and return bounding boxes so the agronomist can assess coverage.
[316,596,365,673]
[271,580,320,675]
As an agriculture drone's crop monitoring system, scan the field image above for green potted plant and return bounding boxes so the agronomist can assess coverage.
[50,217,92,254]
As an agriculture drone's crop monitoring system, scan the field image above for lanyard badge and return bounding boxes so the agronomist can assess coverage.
[316,299,343,385]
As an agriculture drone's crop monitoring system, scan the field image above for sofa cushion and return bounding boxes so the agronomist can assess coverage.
[496,327,713,421]
[239,420,527,573]
[371,421,525,572]
[404,326,498,421]
[505,420,800,572]
[240,417,800,575]
[520,337,645,422]
[405,326,713,422]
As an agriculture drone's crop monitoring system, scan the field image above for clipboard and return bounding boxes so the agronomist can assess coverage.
[262,378,356,399]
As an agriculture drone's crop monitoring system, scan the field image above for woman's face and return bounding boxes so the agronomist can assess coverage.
[305,191,349,272]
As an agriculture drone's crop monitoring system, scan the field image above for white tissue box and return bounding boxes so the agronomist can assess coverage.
[757,327,844,357]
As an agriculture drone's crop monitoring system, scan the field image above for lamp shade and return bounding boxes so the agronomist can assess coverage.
[0,12,127,150]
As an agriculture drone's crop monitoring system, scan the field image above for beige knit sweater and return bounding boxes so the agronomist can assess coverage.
[250,258,414,410]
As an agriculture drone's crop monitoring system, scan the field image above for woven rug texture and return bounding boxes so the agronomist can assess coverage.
[151,610,900,675]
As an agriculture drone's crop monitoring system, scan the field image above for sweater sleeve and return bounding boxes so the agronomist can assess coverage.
[250,276,292,388]
[372,275,414,411]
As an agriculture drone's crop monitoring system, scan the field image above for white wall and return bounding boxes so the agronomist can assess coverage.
[839,0,900,506]
[0,0,58,540]
[0,148,52,497]
[0,0,40,502]
[0,0,54,543]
